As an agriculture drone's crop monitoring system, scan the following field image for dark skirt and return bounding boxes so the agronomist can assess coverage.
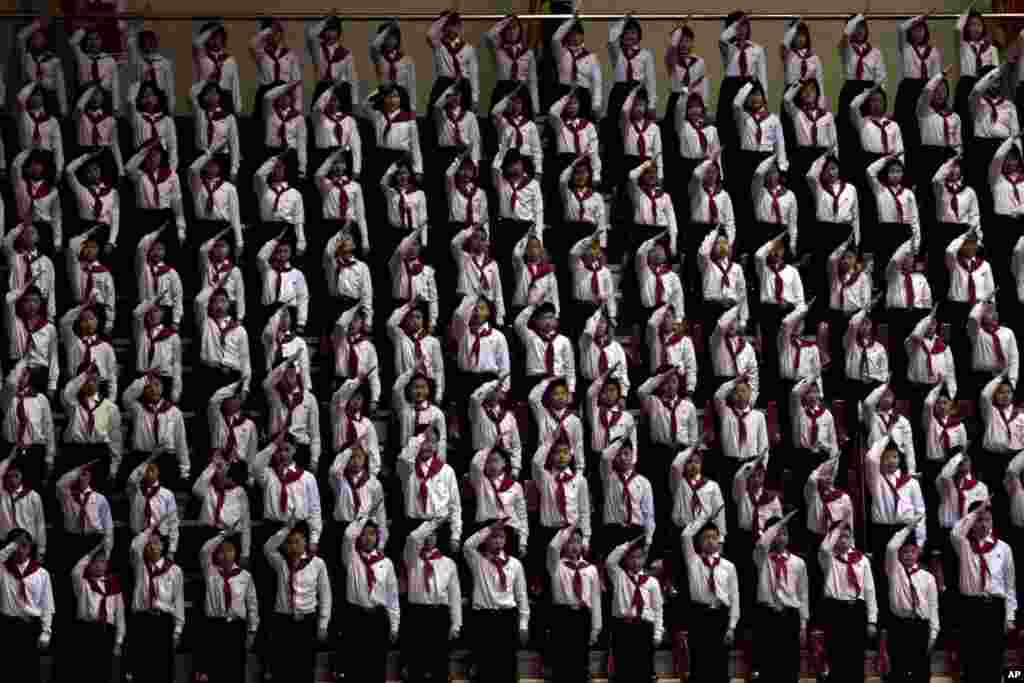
[716,76,753,151]
[129,612,175,683]
[954,75,978,143]
[837,79,874,177]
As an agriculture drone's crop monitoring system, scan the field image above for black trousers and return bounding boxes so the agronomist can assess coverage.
[1,615,42,683]
[343,605,391,683]
[549,605,592,683]
[888,615,931,683]
[959,595,1007,683]
[472,608,519,683]
[752,605,801,683]
[403,604,450,682]
[130,612,175,683]
[71,620,116,683]
[271,613,317,683]
[822,598,867,683]
[610,617,654,683]
[202,617,248,683]
[687,603,731,682]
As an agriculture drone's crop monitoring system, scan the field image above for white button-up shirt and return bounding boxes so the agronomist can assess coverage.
[200,535,258,631]
[818,525,877,623]
[404,519,462,633]
[681,517,740,629]
[0,546,54,637]
[951,508,1018,623]
[129,534,184,636]
[263,526,331,630]
[463,526,529,630]
[606,540,663,640]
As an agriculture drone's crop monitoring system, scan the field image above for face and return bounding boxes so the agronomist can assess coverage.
[143,149,162,173]
[443,20,462,42]
[535,312,557,335]
[881,449,901,475]
[747,91,765,111]
[222,396,241,416]
[910,22,927,45]
[748,467,765,491]
[85,163,102,185]
[383,33,399,51]
[613,446,635,473]
[484,451,506,479]
[1005,153,1022,176]
[972,509,994,539]
[995,383,1013,407]
[549,384,570,409]
[285,531,306,559]
[553,445,572,469]
[272,243,291,266]
[141,87,159,111]
[771,525,790,550]
[734,383,752,407]
[931,82,948,109]
[934,396,952,418]
[337,235,356,258]
[564,532,584,559]
[958,456,973,478]
[661,373,680,398]
[684,453,703,479]
[142,380,163,403]
[735,19,751,41]
[270,161,286,183]
[621,28,640,48]
[886,164,904,186]
[217,542,238,566]
[20,292,41,317]
[209,292,229,318]
[207,31,225,51]
[143,538,163,563]
[565,30,583,49]
[273,443,295,469]
[573,164,591,188]
[867,92,885,117]
[878,390,895,412]
[395,166,412,187]
[474,301,491,326]
[698,527,722,555]
[525,238,544,261]
[29,31,46,51]
[624,546,645,573]
[89,90,104,110]
[835,527,853,554]
[965,16,984,41]
[565,96,580,118]
[86,557,108,578]
[686,99,704,123]
[506,95,524,117]
[794,29,809,50]
[485,528,507,554]
[803,385,822,407]
[384,91,400,111]
[821,160,839,185]
[800,84,818,108]
[851,23,867,43]
[4,468,22,492]
[358,525,379,552]
[202,88,222,109]
[78,309,97,335]
[404,309,424,334]
[602,382,621,407]
[143,463,160,486]
[502,21,522,43]
[411,378,430,403]
[703,162,720,188]
[961,240,978,260]
[678,32,693,54]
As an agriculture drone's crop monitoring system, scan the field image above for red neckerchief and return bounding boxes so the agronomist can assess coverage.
[983,322,1008,369]
[442,37,465,80]
[87,573,121,622]
[382,48,403,82]
[935,414,960,450]
[650,262,672,306]
[344,333,365,381]
[204,106,229,149]
[885,184,906,223]
[205,48,229,83]
[486,551,510,591]
[748,108,770,146]
[852,41,872,79]
[968,40,987,73]
[84,108,108,147]
[415,456,444,513]
[801,105,825,146]
[527,260,556,284]
[803,402,827,449]
[71,485,93,531]
[564,557,588,602]
[488,473,517,515]
[902,562,922,610]
[358,549,385,594]
[419,547,444,591]
[547,466,575,523]
[734,39,750,77]
[262,44,290,82]
[273,464,304,515]
[916,335,946,381]
[78,395,101,436]
[835,548,864,595]
[625,570,649,614]
[770,550,790,587]
[86,182,112,219]
[507,174,529,212]
[27,108,49,146]
[144,167,172,208]
[687,474,709,516]
[145,324,177,369]
[5,557,42,603]
[701,553,721,595]
[859,336,879,379]
[142,398,173,448]
[997,403,1021,441]
[217,564,242,610]
[212,479,238,527]
[945,180,963,219]
[501,41,525,80]
[468,251,493,292]
[749,487,777,538]
[566,44,591,83]
[678,55,698,86]
[881,470,914,503]
[970,535,999,590]
[838,268,862,309]
[329,175,351,219]
[287,554,314,610]
[599,406,624,441]
[207,256,234,290]
[621,44,641,81]
[24,178,50,218]
[870,117,891,154]
[320,41,349,80]
[445,105,467,147]
[792,47,813,80]
[911,43,933,79]
[140,111,164,143]
[573,186,594,222]
[616,468,638,524]
[533,327,559,375]
[201,175,223,215]
[561,115,590,155]
[457,180,478,225]
[791,334,817,374]
[268,181,291,216]
[818,488,845,533]
[145,557,174,608]
[956,475,981,518]
[630,118,651,157]
[503,112,527,147]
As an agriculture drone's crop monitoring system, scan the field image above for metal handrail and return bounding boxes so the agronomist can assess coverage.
[4,11,1024,21]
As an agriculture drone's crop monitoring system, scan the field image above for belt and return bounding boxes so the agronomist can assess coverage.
[207,615,245,624]
[693,602,727,612]
[891,614,928,624]
[350,604,384,614]
[825,597,861,606]
[554,603,585,612]
[473,607,516,614]
[963,594,1004,604]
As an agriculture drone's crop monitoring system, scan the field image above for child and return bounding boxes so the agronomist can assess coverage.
[916,70,961,191]
[393,368,448,457]
[894,14,943,162]
[492,147,545,269]
[403,518,462,683]
[688,151,734,253]
[395,429,461,554]
[263,355,321,471]
[126,81,178,169]
[426,11,478,111]
[827,239,871,365]
[124,143,185,242]
[789,375,839,501]
[198,528,258,683]
[121,372,189,488]
[307,16,357,105]
[937,449,988,553]
[713,376,769,463]
[752,511,808,683]
[605,13,657,169]
[312,89,363,202]
[331,310,381,417]
[842,305,890,399]
[492,84,543,172]
[55,461,114,568]
[193,22,241,112]
[379,159,428,274]
[862,384,915,463]
[599,438,655,554]
[730,82,787,230]
[484,15,539,113]
[131,298,182,403]
[263,522,331,683]
[968,300,1019,397]
[851,85,904,168]
[718,11,767,150]
[819,521,877,683]
[135,228,183,328]
[515,302,575,400]
[341,515,400,683]
[468,380,524,477]
[193,459,252,563]
[886,522,940,682]
[548,87,601,198]
[671,446,727,543]
[709,304,759,396]
[387,300,445,394]
[750,154,798,264]
[606,535,663,683]
[0,528,54,683]
[16,18,68,115]
[190,83,241,181]
[732,455,782,572]
[329,378,381,472]
[469,448,527,542]
[634,234,683,324]
[804,456,854,546]
[70,26,120,106]
[198,228,245,320]
[580,307,628,399]
[451,226,502,326]
[328,443,387,542]
[434,81,482,173]
[65,151,119,253]
[511,234,560,318]
[957,10,1000,140]
[560,161,609,281]
[207,384,258,463]
[638,365,699,462]
[249,19,303,113]
[316,149,368,256]
[865,155,921,270]
[0,456,46,560]
[547,525,602,682]
[2,224,56,320]
[463,520,530,683]
[71,540,125,683]
[126,455,179,561]
[129,519,184,683]
[682,507,740,682]
[666,20,709,114]
[59,366,122,477]
[327,231,374,337]
[256,233,309,337]
[254,154,306,258]
[128,26,176,112]
[370,21,417,109]
[586,366,637,456]
[782,80,837,189]
[979,375,1024,489]
[950,500,1017,682]
[251,434,323,549]
[528,377,585,459]
[805,152,860,274]
[531,435,591,560]
[262,81,308,178]
[445,157,490,275]
[755,234,805,386]
[1,361,55,491]
[905,307,956,403]
[931,156,978,300]
[782,19,824,91]
[12,150,62,255]
[552,12,602,115]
